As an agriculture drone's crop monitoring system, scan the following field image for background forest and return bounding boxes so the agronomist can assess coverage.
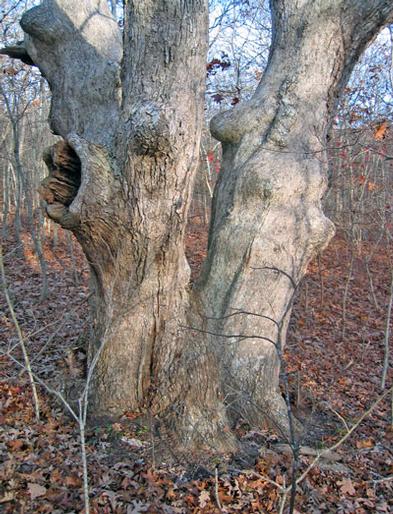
[1,1,393,512]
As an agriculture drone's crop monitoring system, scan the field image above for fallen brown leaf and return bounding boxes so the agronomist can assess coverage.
[28,482,47,500]
[338,478,356,496]
[64,474,82,488]
[356,438,375,449]
[7,439,24,451]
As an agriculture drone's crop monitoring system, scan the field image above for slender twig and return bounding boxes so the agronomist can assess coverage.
[367,475,393,484]
[341,253,354,342]
[246,470,284,491]
[0,244,40,420]
[180,325,277,346]
[250,386,393,508]
[1,256,118,514]
[78,399,90,514]
[214,467,222,511]
[206,308,279,327]
[391,388,393,429]
[381,270,393,390]
[288,386,393,492]
[328,406,350,433]
[365,260,380,310]
[250,265,297,290]
[278,490,288,514]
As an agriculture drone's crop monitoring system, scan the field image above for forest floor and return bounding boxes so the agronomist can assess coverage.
[1,218,393,513]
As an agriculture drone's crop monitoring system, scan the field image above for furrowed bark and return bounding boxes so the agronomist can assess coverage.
[18,0,234,451]
[195,0,393,435]
[8,0,393,454]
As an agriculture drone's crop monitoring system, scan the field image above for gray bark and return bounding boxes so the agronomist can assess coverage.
[4,0,393,451]
[196,0,393,432]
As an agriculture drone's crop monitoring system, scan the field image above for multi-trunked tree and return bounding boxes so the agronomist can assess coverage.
[2,0,393,452]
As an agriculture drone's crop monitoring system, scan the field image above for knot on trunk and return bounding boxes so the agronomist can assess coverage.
[40,141,81,229]
[210,108,244,144]
[127,100,170,156]
[210,97,277,145]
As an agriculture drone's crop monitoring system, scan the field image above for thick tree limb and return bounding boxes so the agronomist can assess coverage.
[0,42,35,65]
[19,0,122,146]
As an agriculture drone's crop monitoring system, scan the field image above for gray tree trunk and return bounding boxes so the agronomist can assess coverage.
[4,0,393,451]
[197,0,393,433]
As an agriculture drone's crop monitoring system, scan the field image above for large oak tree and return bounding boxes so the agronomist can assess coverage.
[3,0,393,451]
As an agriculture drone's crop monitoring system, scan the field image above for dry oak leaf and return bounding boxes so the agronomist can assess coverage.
[166,488,177,500]
[198,489,211,508]
[50,468,62,483]
[0,491,15,503]
[64,474,82,488]
[28,482,47,500]
[218,488,233,503]
[7,439,24,451]
[374,120,388,141]
[356,438,375,449]
[338,478,356,496]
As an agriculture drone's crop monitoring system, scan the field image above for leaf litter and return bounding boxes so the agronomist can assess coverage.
[0,222,392,513]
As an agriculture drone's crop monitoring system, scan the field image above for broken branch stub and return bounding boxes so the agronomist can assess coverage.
[0,42,35,65]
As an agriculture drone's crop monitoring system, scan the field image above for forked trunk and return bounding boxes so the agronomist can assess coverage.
[5,0,393,451]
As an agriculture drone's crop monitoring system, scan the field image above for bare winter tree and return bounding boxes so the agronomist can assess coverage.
[2,0,393,452]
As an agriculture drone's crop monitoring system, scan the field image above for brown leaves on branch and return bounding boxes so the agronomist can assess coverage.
[206,55,231,75]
